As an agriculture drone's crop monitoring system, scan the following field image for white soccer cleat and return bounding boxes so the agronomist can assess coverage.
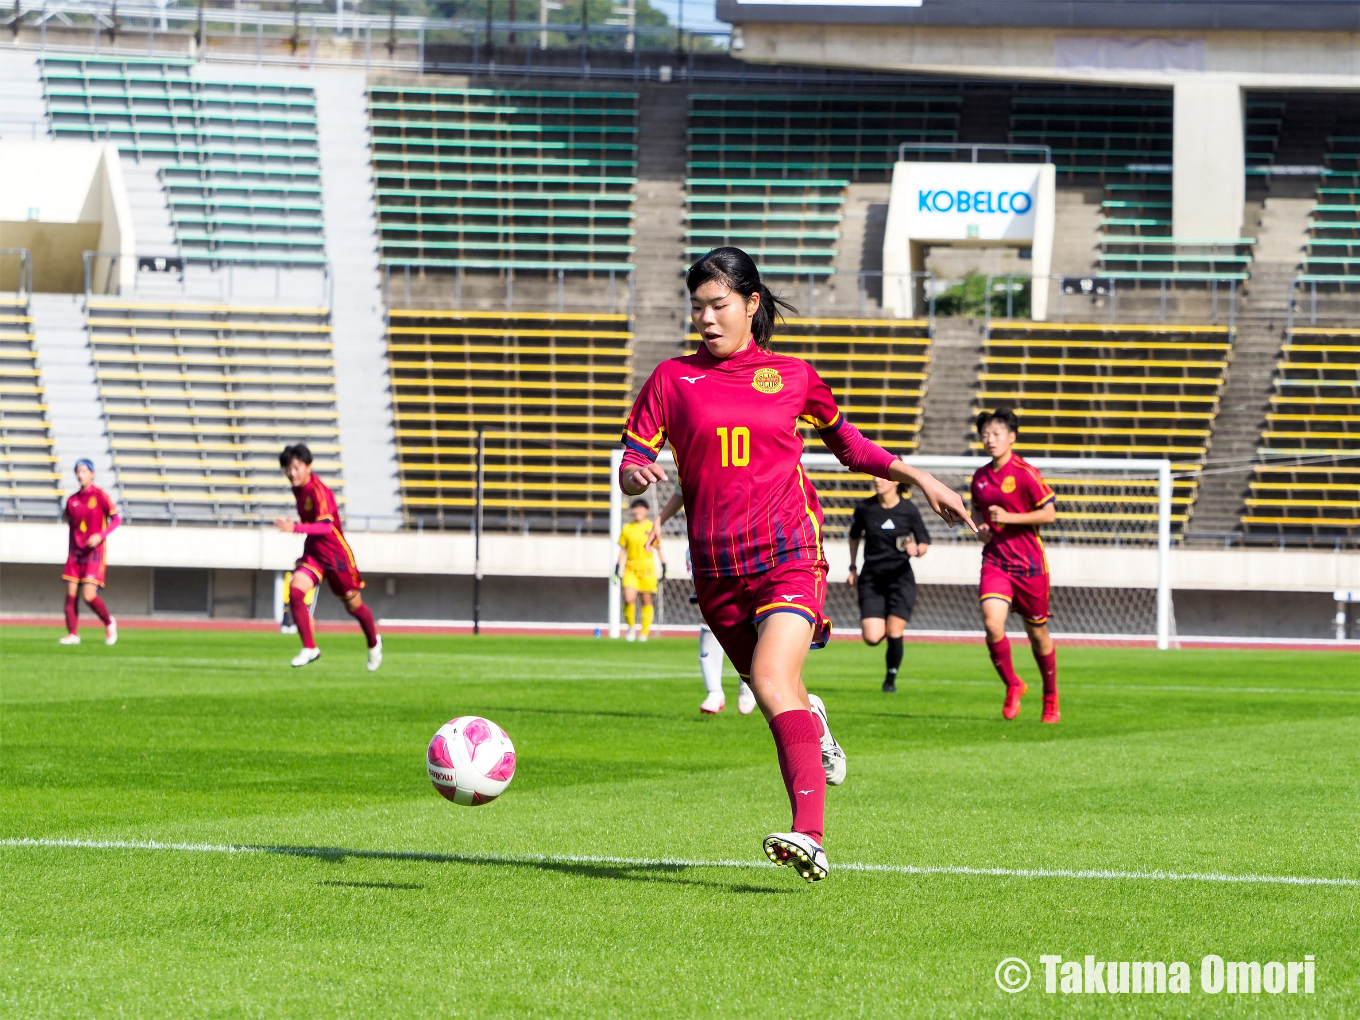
[807,693,847,786]
[737,681,757,716]
[639,633,649,643]
[291,646,321,668]
[699,692,725,715]
[59,633,81,646]
[625,627,637,643]
[104,618,118,646]
[367,634,383,672]
[763,832,829,882]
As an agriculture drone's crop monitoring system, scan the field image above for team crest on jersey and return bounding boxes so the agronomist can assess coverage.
[88,496,98,508]
[1001,476,1017,493]
[305,497,314,511]
[751,368,783,394]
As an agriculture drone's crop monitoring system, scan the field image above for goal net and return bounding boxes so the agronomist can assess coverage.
[609,451,1173,647]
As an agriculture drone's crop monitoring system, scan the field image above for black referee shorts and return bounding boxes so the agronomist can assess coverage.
[856,569,917,621]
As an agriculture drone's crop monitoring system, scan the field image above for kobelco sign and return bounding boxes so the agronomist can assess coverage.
[882,160,1056,318]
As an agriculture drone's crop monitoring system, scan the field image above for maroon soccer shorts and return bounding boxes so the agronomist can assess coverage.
[62,545,107,587]
[295,551,364,600]
[979,561,1050,626]
[692,559,831,679]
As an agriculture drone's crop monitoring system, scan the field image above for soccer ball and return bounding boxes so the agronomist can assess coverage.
[426,716,516,806]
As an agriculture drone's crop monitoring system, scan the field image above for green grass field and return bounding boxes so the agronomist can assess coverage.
[2,625,1357,1018]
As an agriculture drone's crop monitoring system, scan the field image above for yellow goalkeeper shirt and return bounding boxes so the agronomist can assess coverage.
[619,520,657,575]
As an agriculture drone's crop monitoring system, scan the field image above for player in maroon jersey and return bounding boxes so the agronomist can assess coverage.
[620,247,974,881]
[59,459,120,646]
[970,409,1059,723]
[273,443,382,671]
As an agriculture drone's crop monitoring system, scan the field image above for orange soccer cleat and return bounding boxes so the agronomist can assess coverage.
[1002,681,1028,720]
[1041,695,1060,724]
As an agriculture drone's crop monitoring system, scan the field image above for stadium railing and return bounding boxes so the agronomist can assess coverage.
[84,293,343,522]
[0,249,63,518]
[368,84,638,275]
[41,54,326,267]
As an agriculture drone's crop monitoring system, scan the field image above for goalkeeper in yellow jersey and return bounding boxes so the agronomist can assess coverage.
[616,498,666,642]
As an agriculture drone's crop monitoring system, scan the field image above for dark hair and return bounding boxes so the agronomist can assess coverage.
[629,498,649,511]
[686,246,796,349]
[975,408,1020,436]
[279,443,313,468]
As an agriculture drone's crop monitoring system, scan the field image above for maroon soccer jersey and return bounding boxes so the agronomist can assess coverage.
[64,485,117,554]
[620,341,899,578]
[970,454,1056,578]
[291,473,362,581]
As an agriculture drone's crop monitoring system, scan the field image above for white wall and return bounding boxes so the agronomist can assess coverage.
[3,522,1357,594]
[1172,79,1246,240]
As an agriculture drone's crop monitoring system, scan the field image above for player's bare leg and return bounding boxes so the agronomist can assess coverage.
[1024,619,1058,723]
[983,598,1027,719]
[288,570,321,667]
[622,586,639,641]
[343,590,382,671]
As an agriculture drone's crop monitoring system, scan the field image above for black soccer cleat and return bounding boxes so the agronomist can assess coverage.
[882,678,897,693]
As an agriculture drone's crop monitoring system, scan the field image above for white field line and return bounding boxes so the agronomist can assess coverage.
[3,837,1359,888]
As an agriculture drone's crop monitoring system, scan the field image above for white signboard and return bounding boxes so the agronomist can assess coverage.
[901,163,1042,242]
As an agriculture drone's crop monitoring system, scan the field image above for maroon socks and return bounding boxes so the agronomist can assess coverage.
[289,586,317,649]
[87,596,112,626]
[64,594,78,634]
[768,710,825,843]
[349,602,379,649]
[1033,646,1058,699]
[987,635,1026,688]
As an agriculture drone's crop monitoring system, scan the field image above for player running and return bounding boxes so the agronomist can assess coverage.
[615,498,666,642]
[971,409,1060,723]
[59,458,120,646]
[651,492,757,716]
[273,443,382,671]
[620,246,974,881]
[848,477,931,693]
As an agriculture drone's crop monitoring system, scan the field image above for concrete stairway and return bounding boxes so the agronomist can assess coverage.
[0,50,48,141]
[311,69,402,528]
[917,317,983,456]
[30,293,119,499]
[119,156,178,259]
[630,84,689,388]
[1190,192,1311,536]
[1050,185,1103,278]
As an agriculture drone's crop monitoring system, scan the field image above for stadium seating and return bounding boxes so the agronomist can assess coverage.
[386,309,632,527]
[1301,130,1360,283]
[0,294,61,515]
[1011,93,1281,180]
[977,321,1234,533]
[369,86,637,273]
[1242,326,1360,535]
[85,297,342,521]
[686,93,961,276]
[41,54,325,265]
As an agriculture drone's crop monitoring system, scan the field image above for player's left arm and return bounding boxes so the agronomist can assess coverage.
[801,365,975,531]
[907,504,930,557]
[86,492,121,547]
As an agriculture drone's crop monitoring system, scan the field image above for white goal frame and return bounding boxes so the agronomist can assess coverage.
[608,451,1174,649]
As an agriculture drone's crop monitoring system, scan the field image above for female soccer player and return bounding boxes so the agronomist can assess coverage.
[970,409,1060,723]
[59,458,119,646]
[650,492,757,716]
[848,476,931,693]
[273,443,382,671]
[620,247,973,881]
[615,498,665,642]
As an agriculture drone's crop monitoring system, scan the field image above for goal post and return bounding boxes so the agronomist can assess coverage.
[608,451,1174,649]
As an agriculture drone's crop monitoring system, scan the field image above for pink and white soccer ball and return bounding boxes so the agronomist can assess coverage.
[427,716,516,806]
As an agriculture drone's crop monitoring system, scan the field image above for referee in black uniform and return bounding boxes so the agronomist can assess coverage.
[848,476,932,692]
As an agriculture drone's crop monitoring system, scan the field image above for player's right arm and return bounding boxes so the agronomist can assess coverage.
[619,369,669,495]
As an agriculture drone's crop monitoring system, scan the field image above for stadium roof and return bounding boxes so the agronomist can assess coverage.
[717,0,1360,32]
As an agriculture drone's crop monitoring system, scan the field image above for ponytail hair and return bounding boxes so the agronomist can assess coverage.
[685,246,796,348]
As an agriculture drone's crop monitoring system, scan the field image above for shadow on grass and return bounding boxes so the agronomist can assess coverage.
[269,844,790,895]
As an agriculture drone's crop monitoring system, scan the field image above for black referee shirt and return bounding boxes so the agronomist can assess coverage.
[850,496,932,576]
